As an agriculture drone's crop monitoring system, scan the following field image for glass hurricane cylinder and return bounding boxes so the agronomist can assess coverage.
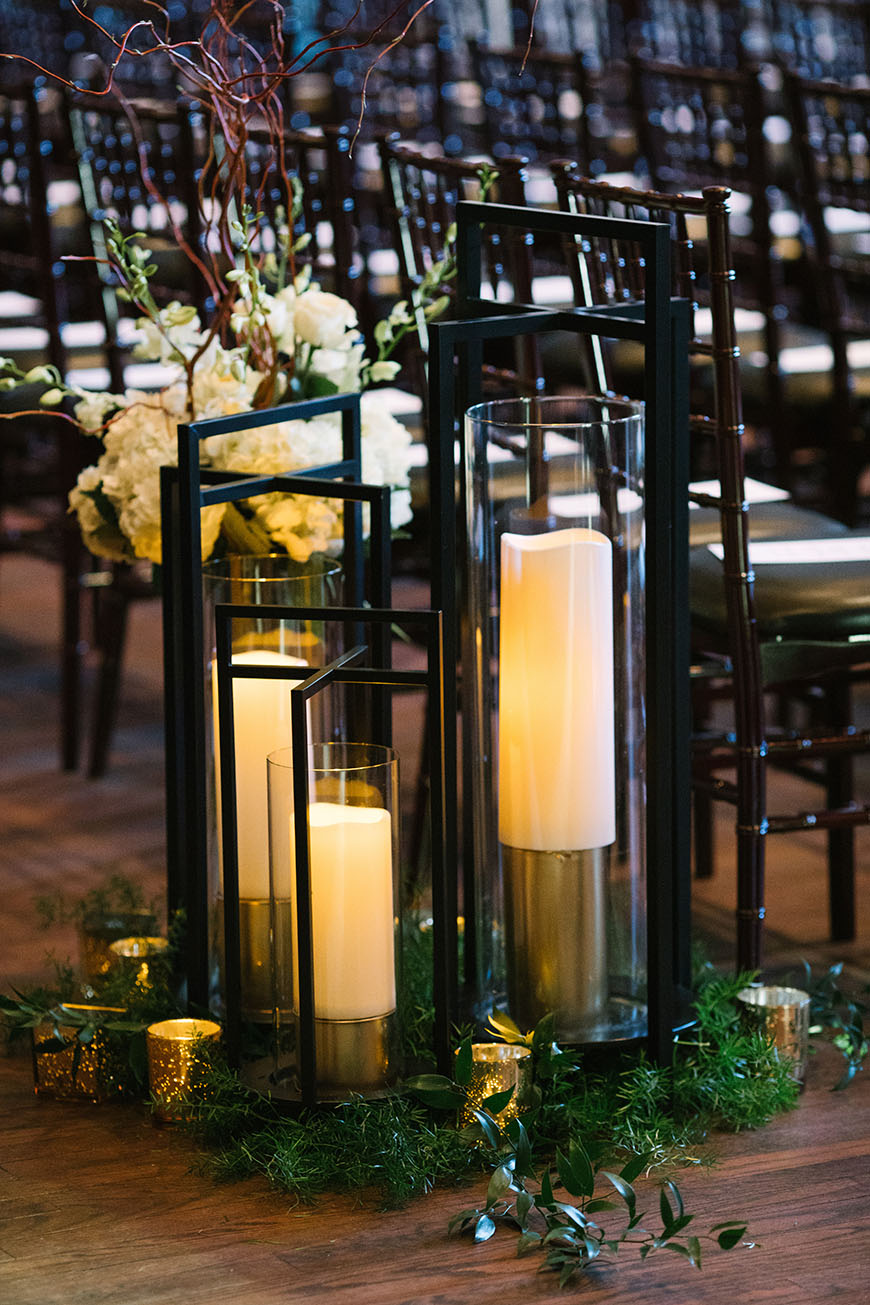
[202,553,342,1021]
[464,396,646,1044]
[263,742,401,1101]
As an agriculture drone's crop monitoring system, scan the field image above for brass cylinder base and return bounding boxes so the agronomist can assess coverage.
[313,1013,395,1096]
[503,844,608,1041]
[246,1011,396,1102]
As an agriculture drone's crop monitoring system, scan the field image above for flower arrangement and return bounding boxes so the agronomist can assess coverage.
[0,0,446,567]
[33,256,417,566]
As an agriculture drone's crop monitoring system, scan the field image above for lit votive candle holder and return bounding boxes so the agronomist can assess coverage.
[737,985,811,1083]
[459,1043,533,1128]
[109,936,170,988]
[146,1018,221,1123]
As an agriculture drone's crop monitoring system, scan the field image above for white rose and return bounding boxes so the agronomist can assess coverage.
[294,290,358,349]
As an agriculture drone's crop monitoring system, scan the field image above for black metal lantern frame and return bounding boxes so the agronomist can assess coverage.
[161,392,394,1009]
[427,200,693,1063]
[213,602,452,1106]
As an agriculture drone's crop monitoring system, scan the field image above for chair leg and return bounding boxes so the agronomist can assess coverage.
[88,581,129,779]
[826,678,856,942]
[60,527,83,772]
[736,747,766,973]
[693,787,714,879]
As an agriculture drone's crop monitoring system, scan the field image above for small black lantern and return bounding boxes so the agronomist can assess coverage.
[213,602,453,1104]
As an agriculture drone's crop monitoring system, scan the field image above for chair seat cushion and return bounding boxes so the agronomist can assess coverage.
[690,504,870,641]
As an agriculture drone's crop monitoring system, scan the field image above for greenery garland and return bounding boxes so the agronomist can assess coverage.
[3,880,867,1287]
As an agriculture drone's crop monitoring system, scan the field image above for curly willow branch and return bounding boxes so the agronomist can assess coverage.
[1,0,429,381]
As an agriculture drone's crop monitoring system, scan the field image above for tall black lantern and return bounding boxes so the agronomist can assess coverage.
[427,201,694,1061]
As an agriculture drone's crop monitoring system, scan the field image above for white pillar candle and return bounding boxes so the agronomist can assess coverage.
[289,802,396,1021]
[498,528,615,851]
[213,650,306,900]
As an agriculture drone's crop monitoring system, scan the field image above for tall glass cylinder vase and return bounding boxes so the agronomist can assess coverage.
[265,742,402,1100]
[202,554,342,1021]
[464,396,646,1044]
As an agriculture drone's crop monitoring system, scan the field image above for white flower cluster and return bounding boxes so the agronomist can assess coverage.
[68,281,414,567]
[204,393,413,562]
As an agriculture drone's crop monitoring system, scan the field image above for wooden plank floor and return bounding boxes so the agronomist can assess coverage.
[2,553,870,1303]
[1,1042,868,1304]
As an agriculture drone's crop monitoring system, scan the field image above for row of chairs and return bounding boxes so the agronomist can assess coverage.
[10,62,870,515]
[3,2,869,141]
[3,63,870,758]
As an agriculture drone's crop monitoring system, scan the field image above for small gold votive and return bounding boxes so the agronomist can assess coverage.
[32,1025,108,1101]
[31,1005,126,1102]
[109,936,170,988]
[459,1043,532,1128]
[78,912,157,983]
[146,1018,221,1123]
[737,985,811,1083]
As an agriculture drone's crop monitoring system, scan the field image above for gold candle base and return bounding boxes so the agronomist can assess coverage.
[146,1018,222,1122]
[459,1044,532,1128]
[737,985,811,1083]
[312,1013,395,1096]
[503,844,608,1041]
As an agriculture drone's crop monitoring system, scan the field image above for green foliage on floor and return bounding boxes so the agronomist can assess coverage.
[182,966,798,1210]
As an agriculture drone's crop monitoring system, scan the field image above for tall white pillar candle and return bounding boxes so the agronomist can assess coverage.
[288,802,396,1020]
[498,527,615,851]
[213,650,306,899]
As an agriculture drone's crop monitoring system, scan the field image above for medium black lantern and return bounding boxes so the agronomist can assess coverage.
[161,393,389,1012]
[213,602,453,1105]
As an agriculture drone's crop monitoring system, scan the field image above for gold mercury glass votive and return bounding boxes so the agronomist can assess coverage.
[459,1044,533,1128]
[109,936,170,988]
[737,985,812,1083]
[31,1005,127,1102]
[146,1018,221,1122]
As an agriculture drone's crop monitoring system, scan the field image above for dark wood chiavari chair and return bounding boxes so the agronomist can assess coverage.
[242,122,366,329]
[628,54,811,494]
[68,93,203,390]
[0,80,98,772]
[377,135,542,407]
[769,0,870,83]
[552,166,870,968]
[468,39,636,177]
[786,70,870,526]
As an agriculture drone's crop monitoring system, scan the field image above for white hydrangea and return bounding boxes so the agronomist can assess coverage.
[67,283,414,568]
[69,390,226,565]
[360,392,414,531]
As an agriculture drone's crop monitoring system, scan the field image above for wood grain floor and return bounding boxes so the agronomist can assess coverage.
[2,553,869,1304]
